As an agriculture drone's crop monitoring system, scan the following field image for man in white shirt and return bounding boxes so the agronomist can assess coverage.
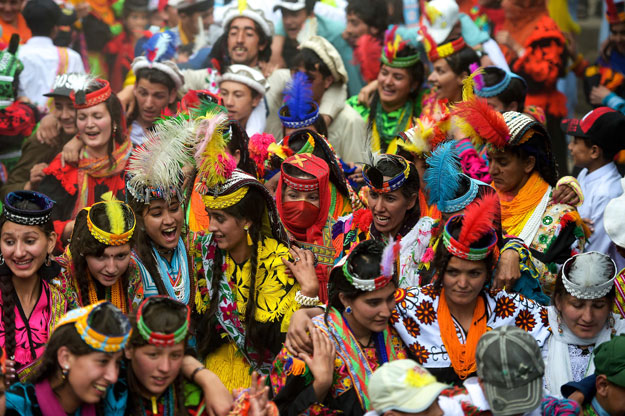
[18,0,85,111]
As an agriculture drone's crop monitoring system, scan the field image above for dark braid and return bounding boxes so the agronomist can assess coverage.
[0,273,17,363]
[242,224,260,353]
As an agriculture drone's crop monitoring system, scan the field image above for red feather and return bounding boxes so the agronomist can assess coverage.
[452,96,509,148]
[353,35,382,82]
[458,193,500,246]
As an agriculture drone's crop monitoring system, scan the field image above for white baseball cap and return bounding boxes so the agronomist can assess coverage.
[421,0,460,45]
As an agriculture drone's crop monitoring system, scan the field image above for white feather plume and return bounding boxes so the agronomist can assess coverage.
[126,116,196,202]
[70,73,97,93]
[568,252,615,287]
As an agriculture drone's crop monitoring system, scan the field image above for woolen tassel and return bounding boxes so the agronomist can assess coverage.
[245,226,253,245]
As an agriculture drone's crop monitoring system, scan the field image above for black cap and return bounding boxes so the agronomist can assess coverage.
[23,0,62,31]
[43,73,80,98]
[561,107,625,155]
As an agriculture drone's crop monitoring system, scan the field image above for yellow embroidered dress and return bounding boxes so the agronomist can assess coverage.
[192,233,301,391]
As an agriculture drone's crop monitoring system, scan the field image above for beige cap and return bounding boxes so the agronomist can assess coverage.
[298,35,348,84]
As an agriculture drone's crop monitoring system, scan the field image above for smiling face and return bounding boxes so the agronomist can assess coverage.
[142,199,183,250]
[126,343,185,396]
[0,0,22,25]
[377,65,415,111]
[282,8,308,40]
[227,17,263,66]
[61,349,123,404]
[368,187,417,237]
[134,78,176,127]
[427,58,464,103]
[555,293,612,339]
[85,244,132,287]
[342,11,370,48]
[125,10,149,38]
[341,283,397,334]
[0,222,55,280]
[219,80,260,128]
[77,103,113,158]
[53,96,77,136]
[442,256,488,308]
[568,136,596,168]
[206,208,249,253]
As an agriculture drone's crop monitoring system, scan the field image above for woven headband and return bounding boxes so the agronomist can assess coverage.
[70,79,112,109]
[475,71,526,98]
[341,258,393,291]
[2,191,54,226]
[381,51,421,68]
[442,215,498,261]
[363,157,411,193]
[202,186,249,209]
[136,296,191,347]
[279,102,320,129]
[438,175,479,213]
[58,301,132,353]
[84,201,136,246]
[428,37,467,62]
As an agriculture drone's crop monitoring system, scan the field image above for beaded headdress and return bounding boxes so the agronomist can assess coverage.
[2,191,55,226]
[56,301,132,352]
[381,26,421,68]
[126,115,196,204]
[420,25,466,62]
[83,199,136,246]
[334,239,400,292]
[363,154,411,194]
[70,76,112,109]
[474,66,527,98]
[424,141,480,213]
[442,193,499,261]
[606,0,625,24]
[136,296,191,347]
[0,34,23,108]
[131,31,184,90]
[562,252,617,300]
[278,72,319,130]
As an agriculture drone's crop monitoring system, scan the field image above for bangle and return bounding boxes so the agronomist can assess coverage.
[190,366,205,383]
[295,290,320,307]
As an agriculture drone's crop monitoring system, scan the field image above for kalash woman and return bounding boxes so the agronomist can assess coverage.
[347,26,426,153]
[543,251,625,397]
[276,153,337,303]
[0,191,68,384]
[332,154,436,288]
[5,301,131,415]
[191,117,319,391]
[125,115,197,303]
[37,76,132,247]
[271,239,407,416]
[53,198,143,312]
[483,111,588,295]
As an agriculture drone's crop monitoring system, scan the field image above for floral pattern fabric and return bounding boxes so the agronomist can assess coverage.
[392,285,551,371]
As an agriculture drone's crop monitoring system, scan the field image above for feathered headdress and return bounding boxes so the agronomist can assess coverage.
[606,0,625,24]
[381,25,420,68]
[562,251,617,299]
[381,236,402,279]
[424,141,462,206]
[248,133,277,178]
[279,72,319,129]
[442,193,499,261]
[126,115,195,204]
[397,119,434,156]
[354,34,382,82]
[363,153,411,193]
[131,30,184,89]
[420,25,466,62]
[451,98,510,148]
[69,75,112,109]
[193,109,237,196]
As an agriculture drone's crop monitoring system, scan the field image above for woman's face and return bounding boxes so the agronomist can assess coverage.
[206,209,249,253]
[377,65,415,110]
[341,283,397,334]
[427,58,464,103]
[76,103,112,157]
[64,350,122,404]
[125,11,149,38]
[142,199,183,250]
[282,186,320,207]
[610,22,625,55]
[555,293,612,339]
[126,343,185,396]
[368,187,417,237]
[0,222,55,280]
[442,256,488,308]
[487,149,534,194]
[85,244,132,287]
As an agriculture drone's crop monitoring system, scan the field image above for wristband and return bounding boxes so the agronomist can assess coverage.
[295,290,320,307]
[190,366,205,383]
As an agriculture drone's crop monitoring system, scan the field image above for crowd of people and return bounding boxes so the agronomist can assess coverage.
[0,0,625,414]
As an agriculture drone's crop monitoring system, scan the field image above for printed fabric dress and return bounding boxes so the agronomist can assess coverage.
[392,284,551,384]
[271,308,408,416]
[192,232,301,391]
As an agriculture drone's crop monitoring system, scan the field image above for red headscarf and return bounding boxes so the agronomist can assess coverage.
[276,154,330,245]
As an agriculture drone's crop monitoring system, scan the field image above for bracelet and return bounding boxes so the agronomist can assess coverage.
[555,176,584,206]
[295,290,320,307]
[190,366,205,383]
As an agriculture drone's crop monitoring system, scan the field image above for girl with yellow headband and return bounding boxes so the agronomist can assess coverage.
[54,198,143,313]
[191,110,319,392]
